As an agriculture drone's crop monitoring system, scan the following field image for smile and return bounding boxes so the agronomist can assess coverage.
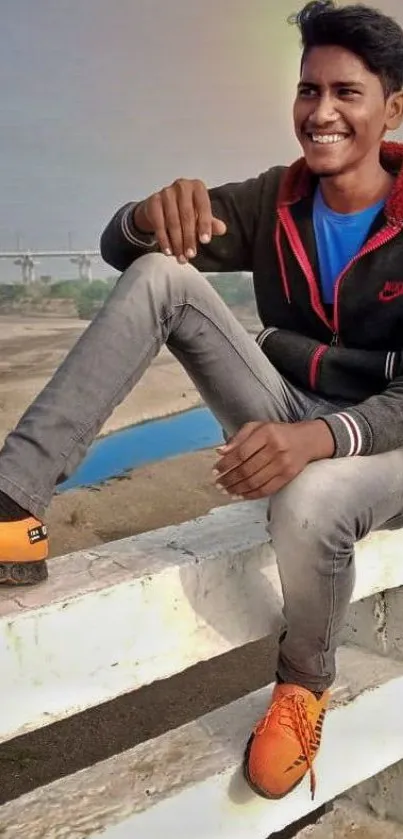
[306,133,350,145]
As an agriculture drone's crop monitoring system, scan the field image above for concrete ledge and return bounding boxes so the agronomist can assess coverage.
[0,646,402,839]
[1,501,403,743]
[294,800,403,838]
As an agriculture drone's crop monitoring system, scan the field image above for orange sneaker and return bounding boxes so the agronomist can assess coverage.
[0,517,49,585]
[244,683,330,801]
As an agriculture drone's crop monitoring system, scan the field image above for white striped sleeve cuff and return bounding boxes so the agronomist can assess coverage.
[320,410,373,457]
[385,351,398,382]
[121,203,157,249]
[256,326,279,347]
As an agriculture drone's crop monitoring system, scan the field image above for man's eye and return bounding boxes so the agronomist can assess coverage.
[338,88,359,97]
[298,88,317,98]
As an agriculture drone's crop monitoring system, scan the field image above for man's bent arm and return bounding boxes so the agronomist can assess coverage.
[100,172,272,274]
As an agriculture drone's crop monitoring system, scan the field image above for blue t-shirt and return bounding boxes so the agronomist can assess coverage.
[313,187,385,304]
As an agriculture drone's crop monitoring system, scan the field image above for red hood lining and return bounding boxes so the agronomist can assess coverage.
[277,140,403,227]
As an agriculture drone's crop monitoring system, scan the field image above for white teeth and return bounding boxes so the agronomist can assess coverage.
[311,134,348,145]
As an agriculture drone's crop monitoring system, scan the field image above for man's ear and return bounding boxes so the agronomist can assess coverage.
[385,91,403,131]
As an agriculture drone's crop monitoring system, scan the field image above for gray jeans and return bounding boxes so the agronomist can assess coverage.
[1,253,403,692]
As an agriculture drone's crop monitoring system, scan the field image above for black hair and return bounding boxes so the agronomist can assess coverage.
[289,1,403,96]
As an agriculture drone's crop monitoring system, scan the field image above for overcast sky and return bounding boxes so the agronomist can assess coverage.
[0,0,402,279]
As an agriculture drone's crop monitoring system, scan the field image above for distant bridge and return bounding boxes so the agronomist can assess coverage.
[0,250,101,284]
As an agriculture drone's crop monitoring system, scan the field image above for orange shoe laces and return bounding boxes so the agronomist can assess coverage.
[255,693,318,800]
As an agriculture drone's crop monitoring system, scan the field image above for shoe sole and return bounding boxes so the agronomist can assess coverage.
[0,560,48,586]
[242,735,305,800]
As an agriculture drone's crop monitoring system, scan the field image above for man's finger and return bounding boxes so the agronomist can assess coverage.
[161,187,186,261]
[216,422,262,455]
[215,449,275,491]
[232,466,278,496]
[147,195,173,256]
[214,442,268,480]
[240,472,289,499]
[194,181,214,244]
[211,217,227,237]
[176,180,197,258]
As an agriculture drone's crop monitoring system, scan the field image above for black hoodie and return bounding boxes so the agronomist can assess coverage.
[100,140,403,459]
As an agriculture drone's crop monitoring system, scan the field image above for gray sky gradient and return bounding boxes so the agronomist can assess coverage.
[0,0,402,278]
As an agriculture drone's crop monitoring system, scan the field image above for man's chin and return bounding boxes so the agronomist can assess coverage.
[302,145,352,178]
[303,156,346,178]
[313,169,341,178]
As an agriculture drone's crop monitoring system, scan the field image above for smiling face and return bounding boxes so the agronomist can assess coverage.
[293,45,403,178]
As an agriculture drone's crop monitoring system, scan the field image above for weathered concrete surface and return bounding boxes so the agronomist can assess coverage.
[1,501,403,745]
[0,646,402,839]
[347,761,403,826]
[294,800,403,838]
[345,587,403,661]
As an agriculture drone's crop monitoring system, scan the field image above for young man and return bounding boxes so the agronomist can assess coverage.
[1,0,403,801]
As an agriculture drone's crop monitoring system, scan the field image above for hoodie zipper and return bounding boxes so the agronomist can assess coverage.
[278,207,402,346]
[309,344,328,390]
[278,207,331,331]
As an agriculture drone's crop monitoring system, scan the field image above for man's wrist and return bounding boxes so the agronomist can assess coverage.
[133,202,155,235]
[299,419,336,460]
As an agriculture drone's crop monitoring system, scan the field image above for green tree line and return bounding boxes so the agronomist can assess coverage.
[0,272,255,320]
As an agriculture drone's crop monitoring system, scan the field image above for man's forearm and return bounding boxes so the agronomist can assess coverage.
[100,202,157,272]
[299,419,336,461]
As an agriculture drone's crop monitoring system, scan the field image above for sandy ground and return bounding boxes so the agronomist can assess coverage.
[0,312,260,554]
[0,315,203,438]
[0,314,239,554]
[47,450,229,555]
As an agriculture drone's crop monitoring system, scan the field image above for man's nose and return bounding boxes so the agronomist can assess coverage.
[310,93,338,125]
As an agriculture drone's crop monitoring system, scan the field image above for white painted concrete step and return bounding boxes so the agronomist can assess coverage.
[1,501,403,744]
[1,646,402,839]
[294,800,403,838]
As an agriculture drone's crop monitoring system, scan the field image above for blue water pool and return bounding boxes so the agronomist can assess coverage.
[58,406,224,492]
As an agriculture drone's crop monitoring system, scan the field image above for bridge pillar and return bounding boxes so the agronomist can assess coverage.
[13,254,38,284]
[70,254,93,282]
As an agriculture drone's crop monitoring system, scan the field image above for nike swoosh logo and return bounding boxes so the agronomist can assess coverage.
[379,289,403,302]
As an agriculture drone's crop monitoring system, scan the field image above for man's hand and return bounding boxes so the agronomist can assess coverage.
[133,179,227,263]
[213,420,335,499]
